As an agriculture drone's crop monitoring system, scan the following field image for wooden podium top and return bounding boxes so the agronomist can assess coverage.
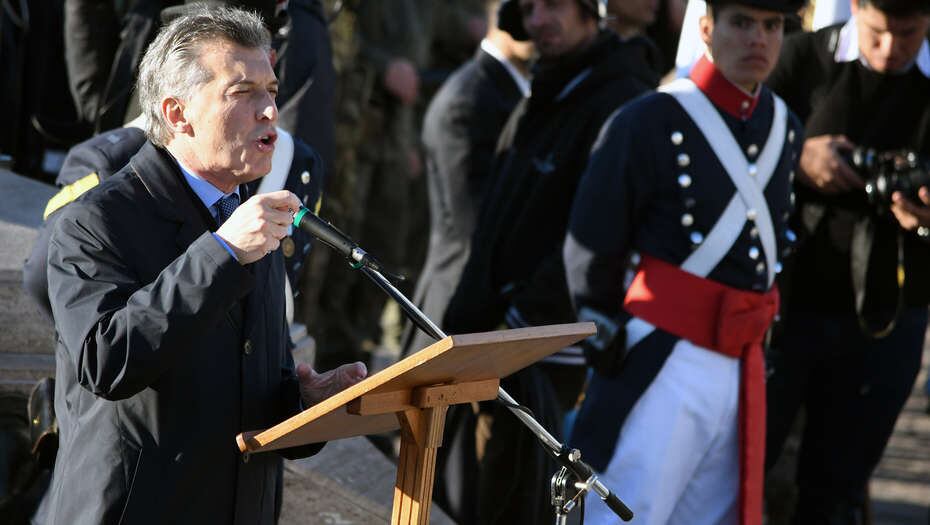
[237,322,595,453]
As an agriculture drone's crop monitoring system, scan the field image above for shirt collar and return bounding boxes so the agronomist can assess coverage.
[689,54,760,120]
[480,38,532,97]
[176,160,239,219]
[834,15,930,77]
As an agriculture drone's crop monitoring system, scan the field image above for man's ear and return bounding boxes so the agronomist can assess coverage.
[699,13,713,50]
[849,0,859,16]
[162,97,191,136]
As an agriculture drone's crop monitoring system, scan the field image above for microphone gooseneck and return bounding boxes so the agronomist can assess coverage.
[292,207,403,280]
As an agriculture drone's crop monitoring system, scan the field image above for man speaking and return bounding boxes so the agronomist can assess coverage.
[36,6,365,524]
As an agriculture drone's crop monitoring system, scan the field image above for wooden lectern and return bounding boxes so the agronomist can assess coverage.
[236,322,595,525]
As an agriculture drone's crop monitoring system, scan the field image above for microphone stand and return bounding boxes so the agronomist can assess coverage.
[352,262,633,522]
[292,206,632,521]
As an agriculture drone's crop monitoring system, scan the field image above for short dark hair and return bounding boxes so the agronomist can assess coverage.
[857,0,930,16]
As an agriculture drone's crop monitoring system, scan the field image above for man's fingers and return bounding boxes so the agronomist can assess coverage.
[257,190,301,212]
[890,192,928,231]
[298,361,368,407]
[266,208,295,227]
[890,202,917,230]
[337,361,368,383]
[831,134,855,152]
[919,186,930,206]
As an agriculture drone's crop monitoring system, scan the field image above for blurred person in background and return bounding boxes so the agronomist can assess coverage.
[443,0,657,520]
[765,0,930,522]
[397,1,533,520]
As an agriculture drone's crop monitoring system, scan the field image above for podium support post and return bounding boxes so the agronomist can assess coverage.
[392,406,447,525]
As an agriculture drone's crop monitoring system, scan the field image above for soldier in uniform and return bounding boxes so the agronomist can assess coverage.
[764,0,930,521]
[441,0,656,521]
[562,0,803,522]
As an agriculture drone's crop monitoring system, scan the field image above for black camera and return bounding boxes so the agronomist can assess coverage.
[843,147,930,207]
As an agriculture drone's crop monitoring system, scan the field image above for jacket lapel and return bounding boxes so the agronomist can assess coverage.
[130,142,216,251]
[478,48,524,102]
[131,142,246,330]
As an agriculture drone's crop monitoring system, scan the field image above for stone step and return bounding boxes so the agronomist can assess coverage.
[281,436,454,525]
[0,170,56,359]
[0,353,55,394]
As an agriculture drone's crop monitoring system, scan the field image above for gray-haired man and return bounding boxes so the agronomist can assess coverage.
[35,6,365,524]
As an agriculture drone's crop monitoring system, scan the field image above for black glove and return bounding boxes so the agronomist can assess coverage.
[577,307,626,377]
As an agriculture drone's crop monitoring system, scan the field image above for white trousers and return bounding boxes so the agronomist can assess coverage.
[583,338,741,524]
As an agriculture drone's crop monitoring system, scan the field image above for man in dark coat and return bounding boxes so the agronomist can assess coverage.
[35,7,364,524]
[441,0,657,522]
[400,1,533,358]
[764,0,930,522]
[397,3,533,521]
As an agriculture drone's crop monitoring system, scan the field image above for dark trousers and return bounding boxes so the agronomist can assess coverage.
[766,307,927,523]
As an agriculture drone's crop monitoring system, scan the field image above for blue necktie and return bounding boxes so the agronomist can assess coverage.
[216,194,239,225]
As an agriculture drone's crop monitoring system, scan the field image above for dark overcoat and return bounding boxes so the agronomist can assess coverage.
[401,47,525,356]
[38,142,319,525]
[444,32,658,335]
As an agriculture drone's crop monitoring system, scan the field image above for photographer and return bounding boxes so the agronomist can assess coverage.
[764,0,930,522]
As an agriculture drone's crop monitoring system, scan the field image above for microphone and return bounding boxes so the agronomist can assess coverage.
[292,207,401,279]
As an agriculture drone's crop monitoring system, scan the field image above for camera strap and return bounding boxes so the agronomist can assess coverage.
[850,216,904,338]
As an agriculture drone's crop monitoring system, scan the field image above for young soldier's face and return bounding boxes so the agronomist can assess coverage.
[519,0,599,59]
[700,5,784,91]
[852,2,930,73]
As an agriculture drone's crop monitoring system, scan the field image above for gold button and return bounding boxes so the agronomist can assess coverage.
[300,171,311,185]
[281,237,295,258]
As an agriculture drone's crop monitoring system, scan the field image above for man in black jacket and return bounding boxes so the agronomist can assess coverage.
[36,7,363,524]
[401,1,533,358]
[442,0,656,521]
[398,3,532,521]
[765,0,930,522]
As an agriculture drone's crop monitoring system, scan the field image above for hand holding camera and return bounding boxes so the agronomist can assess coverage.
[890,188,930,236]
[797,134,864,194]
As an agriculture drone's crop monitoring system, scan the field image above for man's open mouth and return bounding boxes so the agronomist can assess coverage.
[256,132,277,151]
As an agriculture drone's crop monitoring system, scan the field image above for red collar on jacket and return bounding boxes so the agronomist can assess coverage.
[690,55,760,120]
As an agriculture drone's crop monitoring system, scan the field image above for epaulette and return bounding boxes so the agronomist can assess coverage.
[43,173,100,219]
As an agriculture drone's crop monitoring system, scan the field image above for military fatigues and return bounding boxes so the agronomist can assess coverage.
[310,0,486,368]
[564,57,803,523]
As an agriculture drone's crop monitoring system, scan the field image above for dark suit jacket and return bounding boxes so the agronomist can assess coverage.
[39,142,319,525]
[401,47,524,356]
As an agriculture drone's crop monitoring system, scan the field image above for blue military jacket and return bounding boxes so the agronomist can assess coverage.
[564,62,804,469]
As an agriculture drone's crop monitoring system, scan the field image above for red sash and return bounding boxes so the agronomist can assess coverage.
[623,255,778,525]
